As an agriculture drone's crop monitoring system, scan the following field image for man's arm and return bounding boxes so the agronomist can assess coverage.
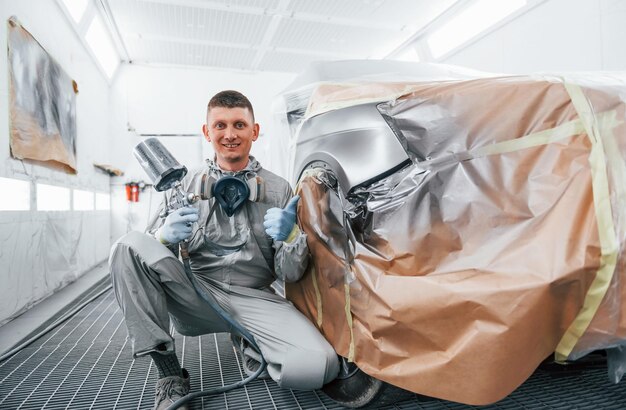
[273,225,309,283]
[265,187,310,283]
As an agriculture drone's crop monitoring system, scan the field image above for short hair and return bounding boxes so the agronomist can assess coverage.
[207,90,255,122]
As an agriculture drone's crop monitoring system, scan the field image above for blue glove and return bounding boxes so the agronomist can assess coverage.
[158,206,199,244]
[263,195,300,241]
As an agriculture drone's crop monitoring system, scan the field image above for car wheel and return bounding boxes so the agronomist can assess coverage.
[322,357,415,408]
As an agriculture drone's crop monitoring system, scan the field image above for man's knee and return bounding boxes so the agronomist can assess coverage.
[111,231,157,256]
[109,232,142,279]
[320,344,340,384]
[110,231,145,263]
[278,345,339,390]
[110,231,174,269]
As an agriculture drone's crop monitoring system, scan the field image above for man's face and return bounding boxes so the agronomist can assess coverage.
[202,106,259,171]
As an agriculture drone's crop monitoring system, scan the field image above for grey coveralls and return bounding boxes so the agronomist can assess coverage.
[109,157,339,390]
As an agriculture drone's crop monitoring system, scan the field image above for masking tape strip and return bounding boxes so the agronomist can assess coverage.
[469,110,617,159]
[307,93,405,120]
[554,82,619,362]
[596,111,626,228]
[296,168,326,188]
[304,83,426,120]
[344,282,355,362]
[471,115,586,158]
[293,178,323,327]
[311,268,323,328]
[285,224,300,244]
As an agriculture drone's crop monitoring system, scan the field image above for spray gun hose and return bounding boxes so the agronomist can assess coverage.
[165,242,267,410]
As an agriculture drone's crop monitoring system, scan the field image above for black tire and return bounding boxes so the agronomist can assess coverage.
[321,357,416,408]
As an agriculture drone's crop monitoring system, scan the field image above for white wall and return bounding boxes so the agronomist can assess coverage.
[0,0,113,324]
[108,64,296,242]
[441,0,626,73]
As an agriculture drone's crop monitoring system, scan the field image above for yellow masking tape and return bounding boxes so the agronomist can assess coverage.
[293,175,322,327]
[304,82,426,120]
[345,282,355,362]
[596,111,626,238]
[554,82,619,362]
[306,94,402,119]
[471,117,586,157]
[285,224,300,244]
[470,110,619,159]
[311,268,323,328]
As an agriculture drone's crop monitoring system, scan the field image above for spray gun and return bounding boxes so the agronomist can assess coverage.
[133,138,199,217]
[132,137,267,410]
[133,137,200,262]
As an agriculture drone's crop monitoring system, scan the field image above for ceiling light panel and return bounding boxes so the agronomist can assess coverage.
[125,37,257,69]
[61,0,90,23]
[102,0,464,72]
[109,0,271,46]
[369,0,458,28]
[202,0,282,8]
[428,0,527,58]
[272,19,397,56]
[290,0,458,29]
[257,50,323,73]
[85,15,120,77]
[290,0,385,17]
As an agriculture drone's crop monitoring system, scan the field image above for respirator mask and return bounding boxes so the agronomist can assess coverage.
[198,173,264,217]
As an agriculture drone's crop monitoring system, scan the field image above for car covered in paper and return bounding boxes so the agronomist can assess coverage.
[273,61,626,406]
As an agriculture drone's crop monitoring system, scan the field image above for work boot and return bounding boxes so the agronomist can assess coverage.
[231,334,271,379]
[154,368,190,410]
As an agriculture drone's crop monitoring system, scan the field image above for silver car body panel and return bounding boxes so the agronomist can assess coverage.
[293,103,410,194]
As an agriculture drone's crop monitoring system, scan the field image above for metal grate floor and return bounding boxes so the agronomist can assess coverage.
[0,287,625,409]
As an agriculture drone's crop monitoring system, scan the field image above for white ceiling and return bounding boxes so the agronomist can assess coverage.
[104,0,459,73]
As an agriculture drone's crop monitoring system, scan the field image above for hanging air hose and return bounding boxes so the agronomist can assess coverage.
[164,243,267,410]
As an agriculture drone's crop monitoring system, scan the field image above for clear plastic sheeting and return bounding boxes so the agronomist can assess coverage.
[279,60,489,119]
[607,345,626,384]
[282,66,626,405]
[0,211,110,325]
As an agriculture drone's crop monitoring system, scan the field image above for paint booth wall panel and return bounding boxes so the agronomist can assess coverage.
[0,212,110,325]
[0,0,116,323]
